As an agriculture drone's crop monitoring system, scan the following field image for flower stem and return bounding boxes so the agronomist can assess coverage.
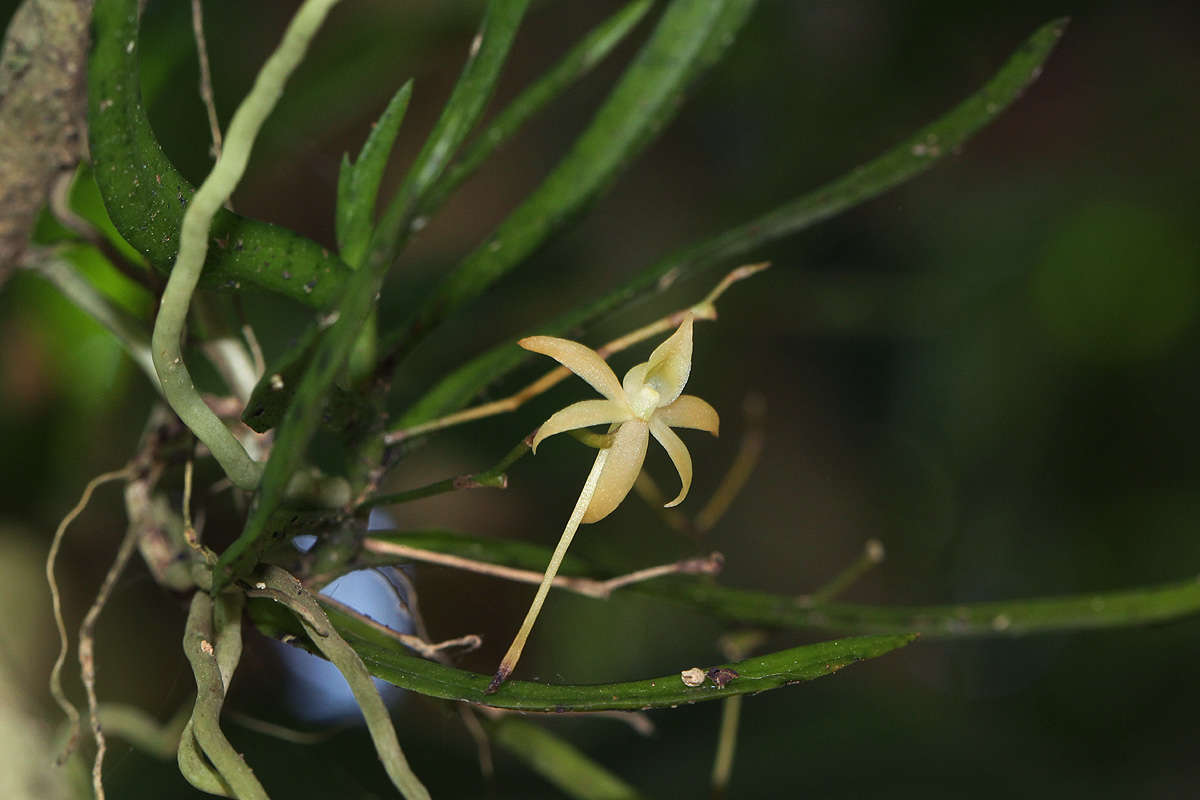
[487,448,610,693]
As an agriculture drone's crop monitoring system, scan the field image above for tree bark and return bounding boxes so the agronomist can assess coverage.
[0,0,92,284]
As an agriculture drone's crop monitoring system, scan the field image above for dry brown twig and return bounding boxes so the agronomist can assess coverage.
[190,0,225,164]
[362,538,724,601]
[636,391,767,537]
[78,526,140,800]
[385,263,769,444]
[46,466,134,764]
[314,593,483,659]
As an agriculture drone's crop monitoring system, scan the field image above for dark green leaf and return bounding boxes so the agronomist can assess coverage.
[365,0,532,277]
[249,594,916,710]
[492,719,646,800]
[336,82,413,268]
[379,0,759,367]
[215,0,530,589]
[363,529,1200,638]
[419,0,655,218]
[88,0,353,308]
[395,17,1069,429]
[668,574,1200,638]
[247,80,413,433]
[214,274,378,586]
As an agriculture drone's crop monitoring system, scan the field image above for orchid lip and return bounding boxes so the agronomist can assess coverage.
[517,315,717,522]
[630,385,660,419]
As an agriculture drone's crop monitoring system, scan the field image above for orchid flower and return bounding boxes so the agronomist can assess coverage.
[488,314,718,692]
[524,313,720,520]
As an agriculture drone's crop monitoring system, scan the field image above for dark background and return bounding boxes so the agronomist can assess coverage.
[2,1,1198,797]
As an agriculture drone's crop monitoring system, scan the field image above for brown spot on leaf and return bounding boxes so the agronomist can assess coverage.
[707,667,739,688]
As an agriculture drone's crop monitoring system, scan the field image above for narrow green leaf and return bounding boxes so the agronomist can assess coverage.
[395,17,1068,429]
[366,0,531,277]
[214,285,371,585]
[94,703,188,761]
[419,0,655,218]
[248,594,916,710]
[248,83,414,433]
[363,529,1200,638]
[336,82,414,267]
[88,0,353,308]
[492,719,646,800]
[215,0,530,589]
[379,0,758,368]
[669,575,1200,638]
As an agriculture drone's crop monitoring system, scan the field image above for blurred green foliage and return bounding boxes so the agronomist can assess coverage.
[3,1,1199,798]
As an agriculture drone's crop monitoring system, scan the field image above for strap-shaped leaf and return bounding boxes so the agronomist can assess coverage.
[366,0,532,276]
[395,18,1068,430]
[419,0,655,217]
[492,718,646,800]
[337,82,414,268]
[88,0,353,308]
[363,529,1200,637]
[215,0,530,589]
[378,0,759,366]
[248,593,916,711]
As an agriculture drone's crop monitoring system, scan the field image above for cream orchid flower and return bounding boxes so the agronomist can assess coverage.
[488,314,718,692]
[524,313,720,521]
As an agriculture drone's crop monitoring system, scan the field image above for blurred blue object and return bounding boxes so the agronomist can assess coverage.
[273,510,412,723]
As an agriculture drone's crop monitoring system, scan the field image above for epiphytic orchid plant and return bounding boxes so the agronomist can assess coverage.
[489,314,720,691]
[24,0,1100,796]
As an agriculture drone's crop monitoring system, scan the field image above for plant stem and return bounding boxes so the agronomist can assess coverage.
[491,718,646,800]
[808,539,886,604]
[362,438,530,508]
[488,448,610,693]
[93,703,190,760]
[710,694,742,799]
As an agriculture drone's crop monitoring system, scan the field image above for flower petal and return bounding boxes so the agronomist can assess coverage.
[582,421,649,524]
[650,417,693,507]
[642,315,693,406]
[519,336,626,404]
[655,395,719,436]
[530,399,631,452]
[621,361,650,399]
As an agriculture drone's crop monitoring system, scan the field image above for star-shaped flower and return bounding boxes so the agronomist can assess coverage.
[487,315,721,693]
[520,314,719,523]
